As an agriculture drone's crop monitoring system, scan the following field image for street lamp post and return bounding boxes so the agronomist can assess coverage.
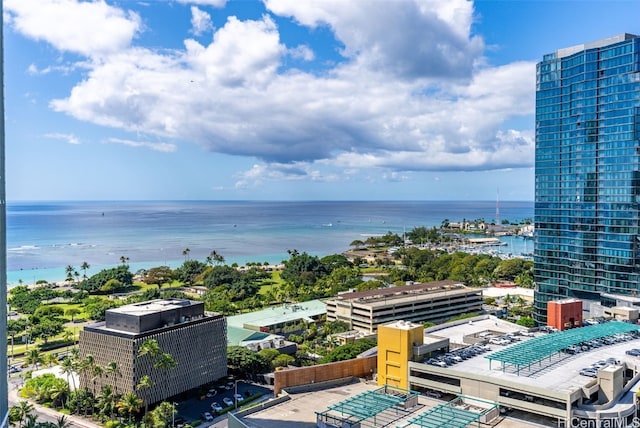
[234,381,238,409]
[172,402,177,428]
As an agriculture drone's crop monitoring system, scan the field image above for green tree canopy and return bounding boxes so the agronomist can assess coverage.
[281,252,327,288]
[30,318,64,343]
[174,260,208,285]
[227,346,270,377]
[318,338,377,364]
[494,258,533,281]
[203,265,241,288]
[272,354,296,368]
[143,266,174,288]
[79,265,133,293]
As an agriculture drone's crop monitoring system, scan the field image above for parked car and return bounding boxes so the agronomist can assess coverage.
[223,397,234,407]
[428,359,447,368]
[202,412,213,422]
[626,349,640,356]
[564,345,578,354]
[211,402,223,412]
[580,369,597,378]
[234,393,244,402]
[424,390,442,398]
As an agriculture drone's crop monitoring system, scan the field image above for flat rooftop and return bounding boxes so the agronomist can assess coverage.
[425,315,525,345]
[108,298,198,316]
[226,299,326,330]
[334,281,464,301]
[422,325,640,396]
[238,381,542,428]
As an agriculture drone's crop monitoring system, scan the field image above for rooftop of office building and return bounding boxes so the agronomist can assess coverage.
[107,298,200,316]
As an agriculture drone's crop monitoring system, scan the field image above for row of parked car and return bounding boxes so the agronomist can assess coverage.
[427,344,491,367]
[579,358,621,378]
[487,330,535,346]
[564,332,638,355]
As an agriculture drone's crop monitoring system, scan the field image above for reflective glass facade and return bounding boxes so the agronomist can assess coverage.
[534,34,640,325]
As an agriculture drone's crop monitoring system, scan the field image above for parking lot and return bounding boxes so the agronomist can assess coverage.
[174,380,272,425]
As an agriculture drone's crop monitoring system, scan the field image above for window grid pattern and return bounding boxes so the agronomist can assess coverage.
[79,315,227,405]
[534,36,640,325]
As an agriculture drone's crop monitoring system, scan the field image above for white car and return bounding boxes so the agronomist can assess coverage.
[211,402,223,412]
[202,412,213,422]
[223,397,234,407]
[234,393,244,402]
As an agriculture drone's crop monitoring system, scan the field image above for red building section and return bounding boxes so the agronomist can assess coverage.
[547,299,583,331]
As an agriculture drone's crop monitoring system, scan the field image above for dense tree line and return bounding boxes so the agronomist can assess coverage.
[388,247,534,288]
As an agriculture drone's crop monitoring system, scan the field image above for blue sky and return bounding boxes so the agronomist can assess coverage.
[4,0,640,201]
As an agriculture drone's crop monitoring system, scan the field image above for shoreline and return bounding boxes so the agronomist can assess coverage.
[7,234,532,288]
[6,253,293,288]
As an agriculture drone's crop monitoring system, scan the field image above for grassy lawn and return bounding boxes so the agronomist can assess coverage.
[259,271,285,296]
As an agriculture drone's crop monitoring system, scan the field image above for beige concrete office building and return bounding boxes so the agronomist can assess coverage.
[325,280,483,333]
[79,299,227,405]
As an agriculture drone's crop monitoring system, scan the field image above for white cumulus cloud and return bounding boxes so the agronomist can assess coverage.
[5,0,141,58]
[7,0,536,186]
[190,6,214,36]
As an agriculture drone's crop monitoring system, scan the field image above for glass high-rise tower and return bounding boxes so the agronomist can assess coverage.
[534,34,640,325]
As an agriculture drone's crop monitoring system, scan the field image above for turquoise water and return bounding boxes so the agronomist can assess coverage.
[7,200,533,286]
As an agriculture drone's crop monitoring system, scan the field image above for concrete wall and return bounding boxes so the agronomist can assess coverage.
[274,356,377,395]
[377,321,423,389]
[548,300,582,331]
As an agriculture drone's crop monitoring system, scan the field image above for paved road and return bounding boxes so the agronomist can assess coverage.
[8,374,101,428]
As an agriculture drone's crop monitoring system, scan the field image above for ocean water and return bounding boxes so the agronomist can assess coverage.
[7,200,534,286]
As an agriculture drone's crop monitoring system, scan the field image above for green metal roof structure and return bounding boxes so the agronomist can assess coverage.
[226,299,326,330]
[316,385,418,427]
[399,405,479,428]
[398,396,498,428]
[486,321,639,374]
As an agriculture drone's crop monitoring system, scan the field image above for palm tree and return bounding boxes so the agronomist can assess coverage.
[138,339,178,405]
[21,414,38,428]
[80,261,90,280]
[25,349,42,371]
[117,392,143,423]
[91,364,104,396]
[210,250,224,266]
[182,248,191,261]
[120,255,130,265]
[136,375,154,416]
[49,381,70,409]
[59,357,77,394]
[154,352,177,403]
[138,339,161,360]
[45,352,58,367]
[65,265,75,285]
[10,401,35,428]
[62,329,73,344]
[105,361,121,394]
[53,415,72,428]
[155,353,177,373]
[96,385,116,421]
